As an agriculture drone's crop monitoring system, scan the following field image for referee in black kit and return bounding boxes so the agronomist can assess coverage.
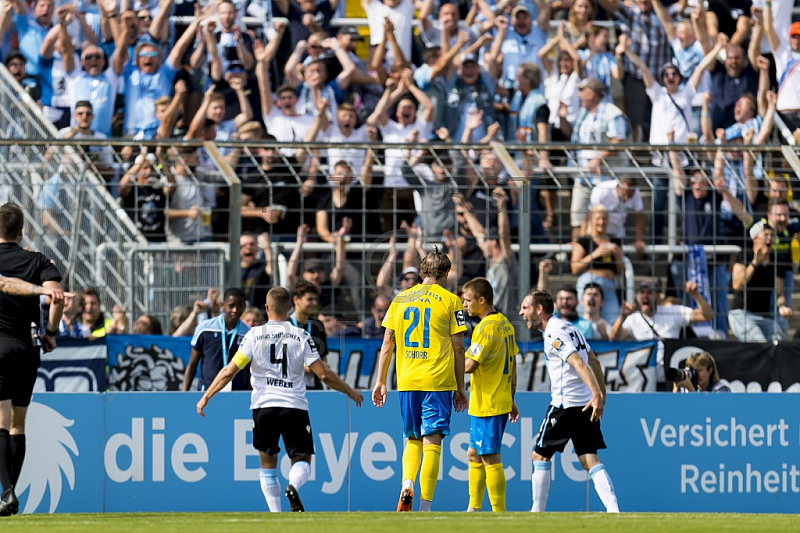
[0,203,66,516]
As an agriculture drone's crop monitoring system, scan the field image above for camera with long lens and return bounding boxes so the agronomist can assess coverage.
[666,366,698,388]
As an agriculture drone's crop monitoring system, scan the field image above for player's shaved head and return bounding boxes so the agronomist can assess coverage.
[420,245,451,282]
[267,287,291,317]
[463,277,494,307]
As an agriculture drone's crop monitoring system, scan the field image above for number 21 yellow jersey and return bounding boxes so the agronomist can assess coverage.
[382,283,467,391]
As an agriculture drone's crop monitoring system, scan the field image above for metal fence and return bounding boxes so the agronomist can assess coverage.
[1,130,799,338]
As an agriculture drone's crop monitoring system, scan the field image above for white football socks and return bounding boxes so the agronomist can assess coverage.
[259,469,282,512]
[289,461,311,490]
[589,464,619,513]
[531,461,552,512]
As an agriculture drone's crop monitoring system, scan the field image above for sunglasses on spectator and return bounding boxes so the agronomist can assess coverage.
[139,51,158,58]
[308,44,323,49]
[83,54,102,60]
[229,67,244,74]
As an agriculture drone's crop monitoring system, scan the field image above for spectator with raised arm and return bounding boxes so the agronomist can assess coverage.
[499,2,550,93]
[375,226,426,299]
[362,0,421,68]
[610,279,713,384]
[704,0,751,46]
[119,15,202,136]
[560,78,628,242]
[285,221,357,320]
[693,33,758,131]
[429,52,496,143]
[418,0,494,49]
[367,73,436,188]
[455,190,518,317]
[539,23,582,144]
[598,0,671,142]
[578,25,623,105]
[301,99,369,177]
[6,0,53,77]
[564,0,595,46]
[38,4,80,129]
[67,14,130,136]
[760,1,800,131]
[671,3,713,133]
[284,37,358,120]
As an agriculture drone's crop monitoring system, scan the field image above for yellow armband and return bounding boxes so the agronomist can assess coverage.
[232,351,250,370]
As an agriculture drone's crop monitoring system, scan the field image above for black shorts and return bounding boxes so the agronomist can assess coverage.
[534,405,606,459]
[0,333,40,407]
[252,407,314,458]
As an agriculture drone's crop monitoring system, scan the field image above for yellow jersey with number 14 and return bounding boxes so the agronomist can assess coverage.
[467,312,518,417]
[382,283,467,391]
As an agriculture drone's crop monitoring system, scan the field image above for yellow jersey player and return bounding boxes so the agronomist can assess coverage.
[372,247,468,512]
[462,278,519,512]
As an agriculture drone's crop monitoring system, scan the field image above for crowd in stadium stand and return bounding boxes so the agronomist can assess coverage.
[4,0,800,355]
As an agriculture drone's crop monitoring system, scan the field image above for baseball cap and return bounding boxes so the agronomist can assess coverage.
[305,259,326,273]
[658,61,682,80]
[577,77,606,95]
[749,220,773,240]
[400,266,420,279]
[512,5,530,17]
[460,52,478,65]
[790,22,800,37]
[338,25,364,40]
[637,279,661,292]
[228,60,246,72]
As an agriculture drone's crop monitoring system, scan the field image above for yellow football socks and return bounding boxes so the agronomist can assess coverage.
[402,439,423,484]
[419,444,442,501]
[485,463,506,512]
[468,461,486,510]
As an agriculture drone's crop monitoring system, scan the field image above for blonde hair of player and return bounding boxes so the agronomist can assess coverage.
[420,246,451,282]
[266,287,291,320]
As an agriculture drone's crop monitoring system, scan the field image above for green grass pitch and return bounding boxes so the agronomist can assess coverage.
[2,512,800,532]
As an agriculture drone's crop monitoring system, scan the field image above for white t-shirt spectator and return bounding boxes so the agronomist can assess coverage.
[774,46,800,112]
[366,0,415,67]
[380,117,433,187]
[545,69,580,126]
[622,305,693,381]
[588,179,644,239]
[319,124,369,175]
[646,82,695,145]
[263,107,315,156]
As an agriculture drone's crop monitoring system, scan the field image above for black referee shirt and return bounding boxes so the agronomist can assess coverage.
[0,242,62,340]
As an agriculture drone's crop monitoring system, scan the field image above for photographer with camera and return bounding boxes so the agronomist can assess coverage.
[669,351,731,393]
